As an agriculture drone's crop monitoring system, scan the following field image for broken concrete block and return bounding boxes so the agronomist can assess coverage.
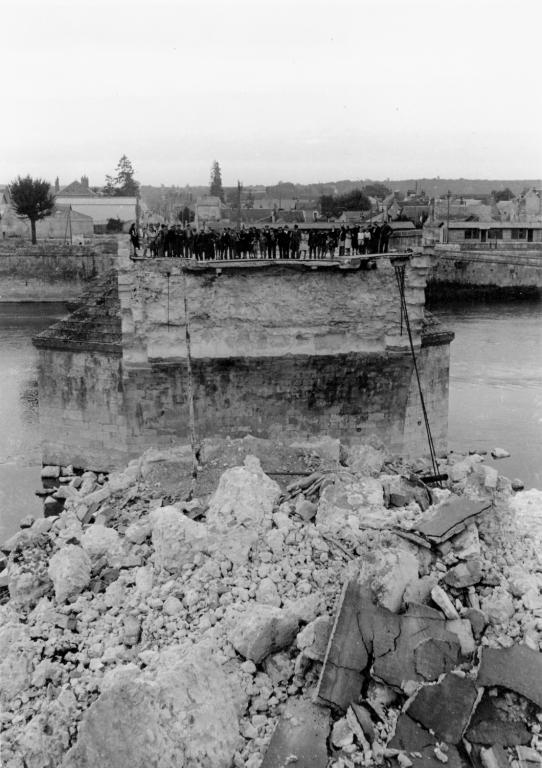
[464,607,488,639]
[331,716,355,748]
[389,714,463,768]
[47,544,91,603]
[150,506,208,573]
[414,497,491,543]
[405,672,479,743]
[480,745,513,768]
[477,645,542,708]
[465,691,531,746]
[403,575,439,606]
[345,443,385,477]
[444,558,482,588]
[316,581,373,711]
[480,588,515,626]
[62,643,241,768]
[491,447,510,459]
[431,585,460,619]
[449,523,481,560]
[360,547,419,613]
[41,465,60,479]
[260,697,331,768]
[229,604,299,664]
[296,499,317,521]
[516,747,542,768]
[256,577,281,607]
[316,476,385,531]
[296,616,332,661]
[446,618,476,656]
[206,455,280,530]
[372,603,458,690]
[414,637,460,681]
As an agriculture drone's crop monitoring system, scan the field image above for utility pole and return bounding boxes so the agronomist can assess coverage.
[446,190,451,243]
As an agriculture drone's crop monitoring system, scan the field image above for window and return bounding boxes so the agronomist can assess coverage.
[488,229,503,239]
[464,229,480,240]
[511,229,527,240]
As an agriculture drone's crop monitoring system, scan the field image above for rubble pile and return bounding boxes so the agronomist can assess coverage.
[1,437,542,768]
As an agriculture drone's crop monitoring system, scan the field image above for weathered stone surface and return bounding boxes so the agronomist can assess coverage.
[481,588,515,625]
[477,645,542,708]
[207,525,258,565]
[446,618,476,656]
[359,547,418,612]
[256,577,281,607]
[430,585,459,619]
[260,697,331,768]
[80,524,122,563]
[480,745,513,768]
[491,447,510,459]
[389,715,463,768]
[296,616,332,661]
[403,575,439,606]
[406,672,479,743]
[449,523,481,560]
[150,506,208,573]
[125,518,151,545]
[0,621,35,704]
[464,607,488,639]
[414,496,491,543]
[465,691,531,746]
[282,592,322,623]
[372,603,459,689]
[229,604,299,664]
[346,443,386,477]
[444,558,482,588]
[316,581,372,711]
[48,545,91,602]
[41,465,60,479]
[316,475,385,530]
[414,637,461,681]
[516,747,542,768]
[296,498,317,521]
[206,456,280,530]
[62,644,241,768]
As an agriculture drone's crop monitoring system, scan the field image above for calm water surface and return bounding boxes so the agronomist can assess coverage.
[0,303,67,542]
[0,300,541,542]
[433,299,542,490]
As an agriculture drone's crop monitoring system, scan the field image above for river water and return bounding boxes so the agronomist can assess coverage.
[0,300,541,542]
[0,303,68,543]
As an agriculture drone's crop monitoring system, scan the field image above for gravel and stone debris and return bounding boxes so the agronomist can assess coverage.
[1,439,541,767]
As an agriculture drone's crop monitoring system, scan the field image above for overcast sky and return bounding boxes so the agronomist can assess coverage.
[3,0,541,187]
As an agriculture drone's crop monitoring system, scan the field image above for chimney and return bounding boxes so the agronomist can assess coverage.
[54,176,60,193]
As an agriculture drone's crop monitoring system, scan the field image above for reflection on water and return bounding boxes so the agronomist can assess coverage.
[433,299,542,490]
[0,303,67,541]
[0,298,541,541]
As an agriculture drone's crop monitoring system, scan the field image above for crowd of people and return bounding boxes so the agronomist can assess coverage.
[129,222,394,261]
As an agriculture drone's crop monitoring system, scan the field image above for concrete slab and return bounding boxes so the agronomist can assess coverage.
[406,673,479,743]
[414,497,492,543]
[389,714,463,768]
[260,697,331,768]
[477,645,542,708]
[465,691,531,747]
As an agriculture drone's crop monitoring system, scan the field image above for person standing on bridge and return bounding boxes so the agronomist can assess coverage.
[129,222,140,256]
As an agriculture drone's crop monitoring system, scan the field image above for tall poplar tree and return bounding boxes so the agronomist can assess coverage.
[209,161,224,201]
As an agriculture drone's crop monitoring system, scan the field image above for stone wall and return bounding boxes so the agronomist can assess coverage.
[37,348,127,470]
[0,240,117,301]
[427,248,542,300]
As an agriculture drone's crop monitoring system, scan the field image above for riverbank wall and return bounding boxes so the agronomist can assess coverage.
[427,244,542,301]
[33,248,454,471]
[0,239,117,302]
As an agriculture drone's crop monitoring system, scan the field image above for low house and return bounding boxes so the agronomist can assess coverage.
[439,221,542,245]
[56,178,137,231]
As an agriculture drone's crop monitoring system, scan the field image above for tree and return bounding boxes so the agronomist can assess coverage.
[363,183,391,200]
[104,155,139,196]
[209,161,224,201]
[319,188,371,218]
[492,187,514,203]
[9,175,55,244]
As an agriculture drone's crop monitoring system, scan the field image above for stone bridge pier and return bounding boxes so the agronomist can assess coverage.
[34,245,453,471]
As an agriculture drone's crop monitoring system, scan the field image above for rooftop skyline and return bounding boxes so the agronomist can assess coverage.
[3,0,542,187]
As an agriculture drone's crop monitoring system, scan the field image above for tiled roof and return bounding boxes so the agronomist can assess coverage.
[57,180,97,197]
